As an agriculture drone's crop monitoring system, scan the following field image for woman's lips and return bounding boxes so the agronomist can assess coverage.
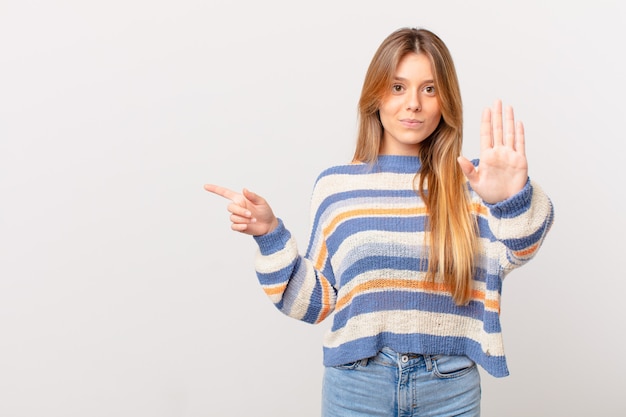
[400,119,424,128]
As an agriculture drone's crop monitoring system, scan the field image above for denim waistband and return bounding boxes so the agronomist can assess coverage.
[371,347,434,370]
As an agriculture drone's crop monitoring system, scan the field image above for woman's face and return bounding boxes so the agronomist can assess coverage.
[378,52,442,156]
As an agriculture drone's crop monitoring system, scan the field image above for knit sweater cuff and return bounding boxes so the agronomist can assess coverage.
[484,178,532,219]
[253,218,291,256]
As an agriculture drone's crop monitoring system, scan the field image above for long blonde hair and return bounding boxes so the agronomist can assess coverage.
[353,27,478,305]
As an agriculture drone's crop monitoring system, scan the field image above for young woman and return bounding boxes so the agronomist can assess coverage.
[205,27,554,416]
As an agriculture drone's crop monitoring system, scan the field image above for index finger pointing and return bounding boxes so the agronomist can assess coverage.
[203,184,240,201]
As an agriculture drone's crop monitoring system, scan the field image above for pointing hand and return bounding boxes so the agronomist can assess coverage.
[204,184,279,236]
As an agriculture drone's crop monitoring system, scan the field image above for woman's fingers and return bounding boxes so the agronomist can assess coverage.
[480,107,492,150]
[204,184,240,202]
[242,188,266,205]
[504,105,516,148]
[230,213,256,224]
[227,202,251,217]
[231,222,249,232]
[457,155,477,180]
[481,100,523,151]
[205,184,277,236]
[205,183,250,213]
[515,120,526,155]
[492,99,504,147]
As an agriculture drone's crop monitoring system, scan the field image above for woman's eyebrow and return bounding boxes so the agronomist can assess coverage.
[393,76,434,83]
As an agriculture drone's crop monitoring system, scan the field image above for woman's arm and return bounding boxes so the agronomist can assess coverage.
[204,182,337,324]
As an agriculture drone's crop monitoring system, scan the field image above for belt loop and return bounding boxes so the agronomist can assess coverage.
[360,357,369,367]
[424,354,433,372]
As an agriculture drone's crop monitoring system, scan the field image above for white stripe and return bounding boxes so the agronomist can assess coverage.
[323,310,504,356]
[332,230,426,278]
[284,265,319,320]
[255,236,298,274]
[484,181,552,240]
[311,171,417,209]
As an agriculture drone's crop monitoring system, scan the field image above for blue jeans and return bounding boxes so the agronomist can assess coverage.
[322,347,481,417]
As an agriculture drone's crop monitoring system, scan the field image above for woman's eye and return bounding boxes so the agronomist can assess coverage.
[424,86,436,95]
[392,84,404,93]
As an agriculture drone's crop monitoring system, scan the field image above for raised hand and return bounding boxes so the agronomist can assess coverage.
[457,99,529,204]
[204,184,279,236]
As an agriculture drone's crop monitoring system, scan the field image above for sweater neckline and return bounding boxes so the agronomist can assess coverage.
[372,155,421,172]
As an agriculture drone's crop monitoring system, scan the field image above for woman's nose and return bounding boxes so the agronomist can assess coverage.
[406,92,421,111]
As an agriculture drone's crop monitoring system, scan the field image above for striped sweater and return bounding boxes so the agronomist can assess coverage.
[253,155,554,377]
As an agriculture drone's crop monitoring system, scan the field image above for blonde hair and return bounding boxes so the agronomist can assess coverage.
[353,27,478,305]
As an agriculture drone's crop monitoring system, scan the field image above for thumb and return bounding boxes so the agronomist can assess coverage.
[242,188,266,205]
[457,156,477,180]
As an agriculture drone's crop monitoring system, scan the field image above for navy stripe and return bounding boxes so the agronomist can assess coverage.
[315,156,421,178]
[332,291,502,333]
[326,217,426,254]
[256,260,297,286]
[336,255,425,286]
[253,219,292,256]
[476,216,497,241]
[302,279,323,323]
[501,221,550,251]
[484,179,532,219]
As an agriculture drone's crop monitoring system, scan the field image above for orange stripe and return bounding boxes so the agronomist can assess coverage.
[335,278,499,312]
[474,290,501,314]
[317,275,333,323]
[470,202,488,216]
[514,242,539,257]
[315,207,427,270]
[263,275,336,322]
[315,241,328,271]
[324,207,428,237]
[263,283,287,296]
[484,298,500,312]
[336,279,446,311]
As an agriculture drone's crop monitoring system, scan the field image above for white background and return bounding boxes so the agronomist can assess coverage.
[1,0,624,416]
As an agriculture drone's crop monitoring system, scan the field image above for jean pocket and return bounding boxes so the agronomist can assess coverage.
[333,358,367,370]
[432,355,476,379]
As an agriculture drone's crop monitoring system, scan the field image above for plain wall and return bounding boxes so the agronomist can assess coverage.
[1,0,624,415]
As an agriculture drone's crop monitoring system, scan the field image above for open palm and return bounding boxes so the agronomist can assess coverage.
[458,100,528,204]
